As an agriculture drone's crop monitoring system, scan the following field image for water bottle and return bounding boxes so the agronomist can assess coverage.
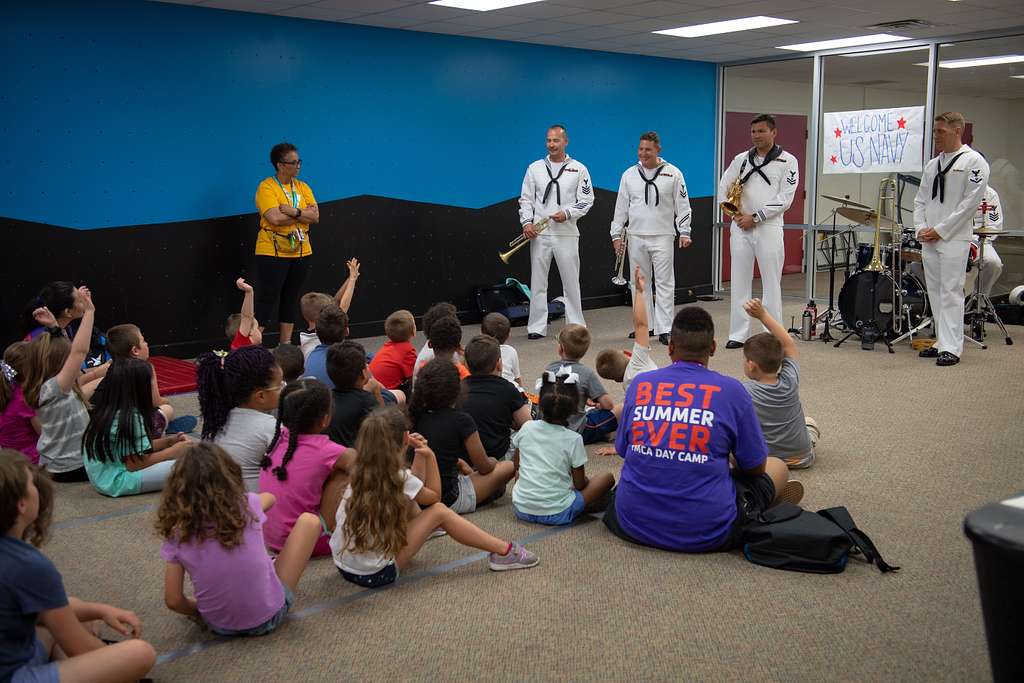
[801,307,813,341]
[808,300,818,338]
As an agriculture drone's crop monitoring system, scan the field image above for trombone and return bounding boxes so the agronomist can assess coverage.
[611,228,629,285]
[498,216,551,264]
[865,177,907,333]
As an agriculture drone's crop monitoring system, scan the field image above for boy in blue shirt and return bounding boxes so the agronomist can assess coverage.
[603,306,804,553]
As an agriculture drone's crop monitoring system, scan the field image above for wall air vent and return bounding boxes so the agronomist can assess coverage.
[865,19,937,31]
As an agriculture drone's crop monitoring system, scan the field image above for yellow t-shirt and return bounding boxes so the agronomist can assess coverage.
[254,177,317,258]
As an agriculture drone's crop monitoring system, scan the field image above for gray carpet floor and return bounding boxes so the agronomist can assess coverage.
[44,298,1023,681]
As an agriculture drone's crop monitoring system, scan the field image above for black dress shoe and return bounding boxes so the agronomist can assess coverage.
[936,351,960,366]
[725,340,744,349]
[527,333,544,340]
[659,333,670,346]
[918,346,939,358]
[628,329,654,339]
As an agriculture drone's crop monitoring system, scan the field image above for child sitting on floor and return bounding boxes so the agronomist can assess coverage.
[412,302,457,383]
[513,369,615,525]
[158,442,319,637]
[480,312,522,386]
[197,345,283,491]
[368,309,417,397]
[0,343,39,464]
[226,278,263,350]
[298,258,361,360]
[273,343,305,385]
[741,298,820,469]
[410,359,514,515]
[460,335,531,460]
[330,407,538,587]
[260,378,351,556]
[418,316,469,380]
[82,359,190,497]
[0,449,157,682]
[326,341,388,448]
[545,324,616,445]
[304,305,348,389]
[595,267,660,411]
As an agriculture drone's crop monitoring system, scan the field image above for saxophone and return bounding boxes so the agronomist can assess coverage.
[720,177,743,218]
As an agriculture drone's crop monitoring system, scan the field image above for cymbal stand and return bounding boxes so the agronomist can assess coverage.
[814,208,843,342]
[965,235,1013,348]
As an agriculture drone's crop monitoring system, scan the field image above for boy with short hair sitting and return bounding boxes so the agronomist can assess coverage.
[413,302,457,382]
[461,334,531,460]
[273,343,305,384]
[298,258,360,360]
[596,267,660,416]
[368,309,417,397]
[545,324,616,445]
[480,312,521,386]
[226,278,262,350]
[304,305,349,389]
[741,298,820,469]
[325,340,387,447]
[419,316,469,380]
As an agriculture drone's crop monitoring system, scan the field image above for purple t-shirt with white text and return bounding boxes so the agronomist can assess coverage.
[614,361,768,552]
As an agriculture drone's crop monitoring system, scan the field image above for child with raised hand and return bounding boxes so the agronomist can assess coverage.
[82,359,190,497]
[299,257,361,360]
[260,378,351,557]
[596,266,660,398]
[330,407,538,587]
[197,345,283,491]
[0,343,40,464]
[226,278,263,350]
[410,358,515,514]
[741,299,819,469]
[21,287,98,482]
[480,312,521,386]
[513,369,615,525]
[157,442,319,637]
[0,449,156,682]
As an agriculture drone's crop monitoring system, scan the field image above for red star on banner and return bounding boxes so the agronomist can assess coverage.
[830,155,838,164]
[834,128,842,138]
[897,116,906,129]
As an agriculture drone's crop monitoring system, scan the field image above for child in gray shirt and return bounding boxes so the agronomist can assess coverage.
[740,299,820,469]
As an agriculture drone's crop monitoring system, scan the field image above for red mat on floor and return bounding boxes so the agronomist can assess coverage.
[151,356,198,395]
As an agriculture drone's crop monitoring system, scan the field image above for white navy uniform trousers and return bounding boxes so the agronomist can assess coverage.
[610,159,692,335]
[914,144,990,357]
[518,156,594,335]
[718,147,799,342]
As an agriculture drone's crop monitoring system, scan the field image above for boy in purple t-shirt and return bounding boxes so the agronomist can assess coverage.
[604,306,804,553]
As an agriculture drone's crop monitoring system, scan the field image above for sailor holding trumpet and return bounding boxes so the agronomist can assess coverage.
[516,124,594,340]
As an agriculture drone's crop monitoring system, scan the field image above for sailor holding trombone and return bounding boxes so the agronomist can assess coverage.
[516,124,595,340]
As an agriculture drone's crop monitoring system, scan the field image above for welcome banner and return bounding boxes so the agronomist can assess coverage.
[823,106,924,174]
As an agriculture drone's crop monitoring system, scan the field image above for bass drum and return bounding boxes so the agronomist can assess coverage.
[838,271,928,338]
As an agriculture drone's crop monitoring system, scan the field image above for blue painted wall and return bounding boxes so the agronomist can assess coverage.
[5,0,716,229]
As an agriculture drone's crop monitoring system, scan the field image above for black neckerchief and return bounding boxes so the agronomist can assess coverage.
[741,145,784,185]
[637,163,666,206]
[932,151,967,203]
[542,158,569,205]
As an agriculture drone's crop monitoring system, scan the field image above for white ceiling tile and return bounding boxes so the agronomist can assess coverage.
[444,12,535,28]
[484,18,589,34]
[613,1,704,17]
[342,13,424,28]
[274,6,365,20]
[549,0,653,9]
[197,0,300,11]
[543,10,642,26]
[304,0,418,10]
[150,0,207,5]
[369,4,476,21]
[555,24,633,40]
[404,20,480,34]
[490,3,590,19]
[463,26,547,39]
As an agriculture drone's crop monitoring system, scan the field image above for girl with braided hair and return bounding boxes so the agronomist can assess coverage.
[259,378,353,556]
[196,346,283,491]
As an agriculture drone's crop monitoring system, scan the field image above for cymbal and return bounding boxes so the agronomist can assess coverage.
[973,226,1006,236]
[837,206,897,230]
[821,194,872,210]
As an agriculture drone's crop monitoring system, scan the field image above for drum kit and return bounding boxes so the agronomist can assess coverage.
[817,184,1011,352]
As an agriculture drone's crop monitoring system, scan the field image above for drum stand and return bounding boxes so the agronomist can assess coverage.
[964,238,1013,348]
[833,270,895,353]
[814,210,847,342]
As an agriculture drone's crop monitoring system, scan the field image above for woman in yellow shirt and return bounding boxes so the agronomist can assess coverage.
[254,142,320,345]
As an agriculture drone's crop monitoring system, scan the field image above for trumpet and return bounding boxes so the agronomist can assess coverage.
[720,177,743,218]
[498,216,550,264]
[611,228,629,286]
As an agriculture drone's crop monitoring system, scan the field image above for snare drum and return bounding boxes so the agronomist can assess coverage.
[856,242,893,271]
[899,231,922,263]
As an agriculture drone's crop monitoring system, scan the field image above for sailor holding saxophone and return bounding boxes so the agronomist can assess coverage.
[610,131,692,346]
[518,124,595,340]
[719,114,799,349]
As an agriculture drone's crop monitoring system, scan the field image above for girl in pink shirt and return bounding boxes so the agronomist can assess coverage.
[259,378,352,556]
[0,343,40,464]
[157,442,319,637]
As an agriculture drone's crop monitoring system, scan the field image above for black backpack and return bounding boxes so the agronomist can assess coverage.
[474,278,565,326]
[741,503,899,574]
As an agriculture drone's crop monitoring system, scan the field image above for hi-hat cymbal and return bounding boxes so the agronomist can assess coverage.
[974,226,1006,236]
[837,206,897,230]
[820,194,872,210]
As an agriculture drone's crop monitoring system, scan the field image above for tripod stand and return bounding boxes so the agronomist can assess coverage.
[965,228,1013,348]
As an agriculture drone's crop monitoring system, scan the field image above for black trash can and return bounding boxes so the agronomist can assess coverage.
[964,494,1024,682]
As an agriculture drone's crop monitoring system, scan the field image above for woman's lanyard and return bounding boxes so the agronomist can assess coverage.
[273,177,305,250]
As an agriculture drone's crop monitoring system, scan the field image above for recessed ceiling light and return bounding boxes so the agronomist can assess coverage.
[840,46,928,57]
[922,54,1024,68]
[654,16,797,38]
[777,34,908,52]
[428,0,544,10]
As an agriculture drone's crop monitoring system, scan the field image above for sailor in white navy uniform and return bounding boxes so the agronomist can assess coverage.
[518,124,595,339]
[914,111,990,367]
[718,113,799,349]
[610,131,692,346]
[967,185,1004,297]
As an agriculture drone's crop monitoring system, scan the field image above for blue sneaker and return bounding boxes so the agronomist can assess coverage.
[167,415,199,434]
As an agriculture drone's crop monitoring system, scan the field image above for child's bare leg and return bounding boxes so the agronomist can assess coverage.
[580,472,615,511]
[389,389,406,404]
[274,512,319,591]
[470,460,515,503]
[765,457,793,504]
[396,504,508,570]
[279,321,295,346]
[613,402,623,421]
[319,470,349,532]
[54,639,156,683]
